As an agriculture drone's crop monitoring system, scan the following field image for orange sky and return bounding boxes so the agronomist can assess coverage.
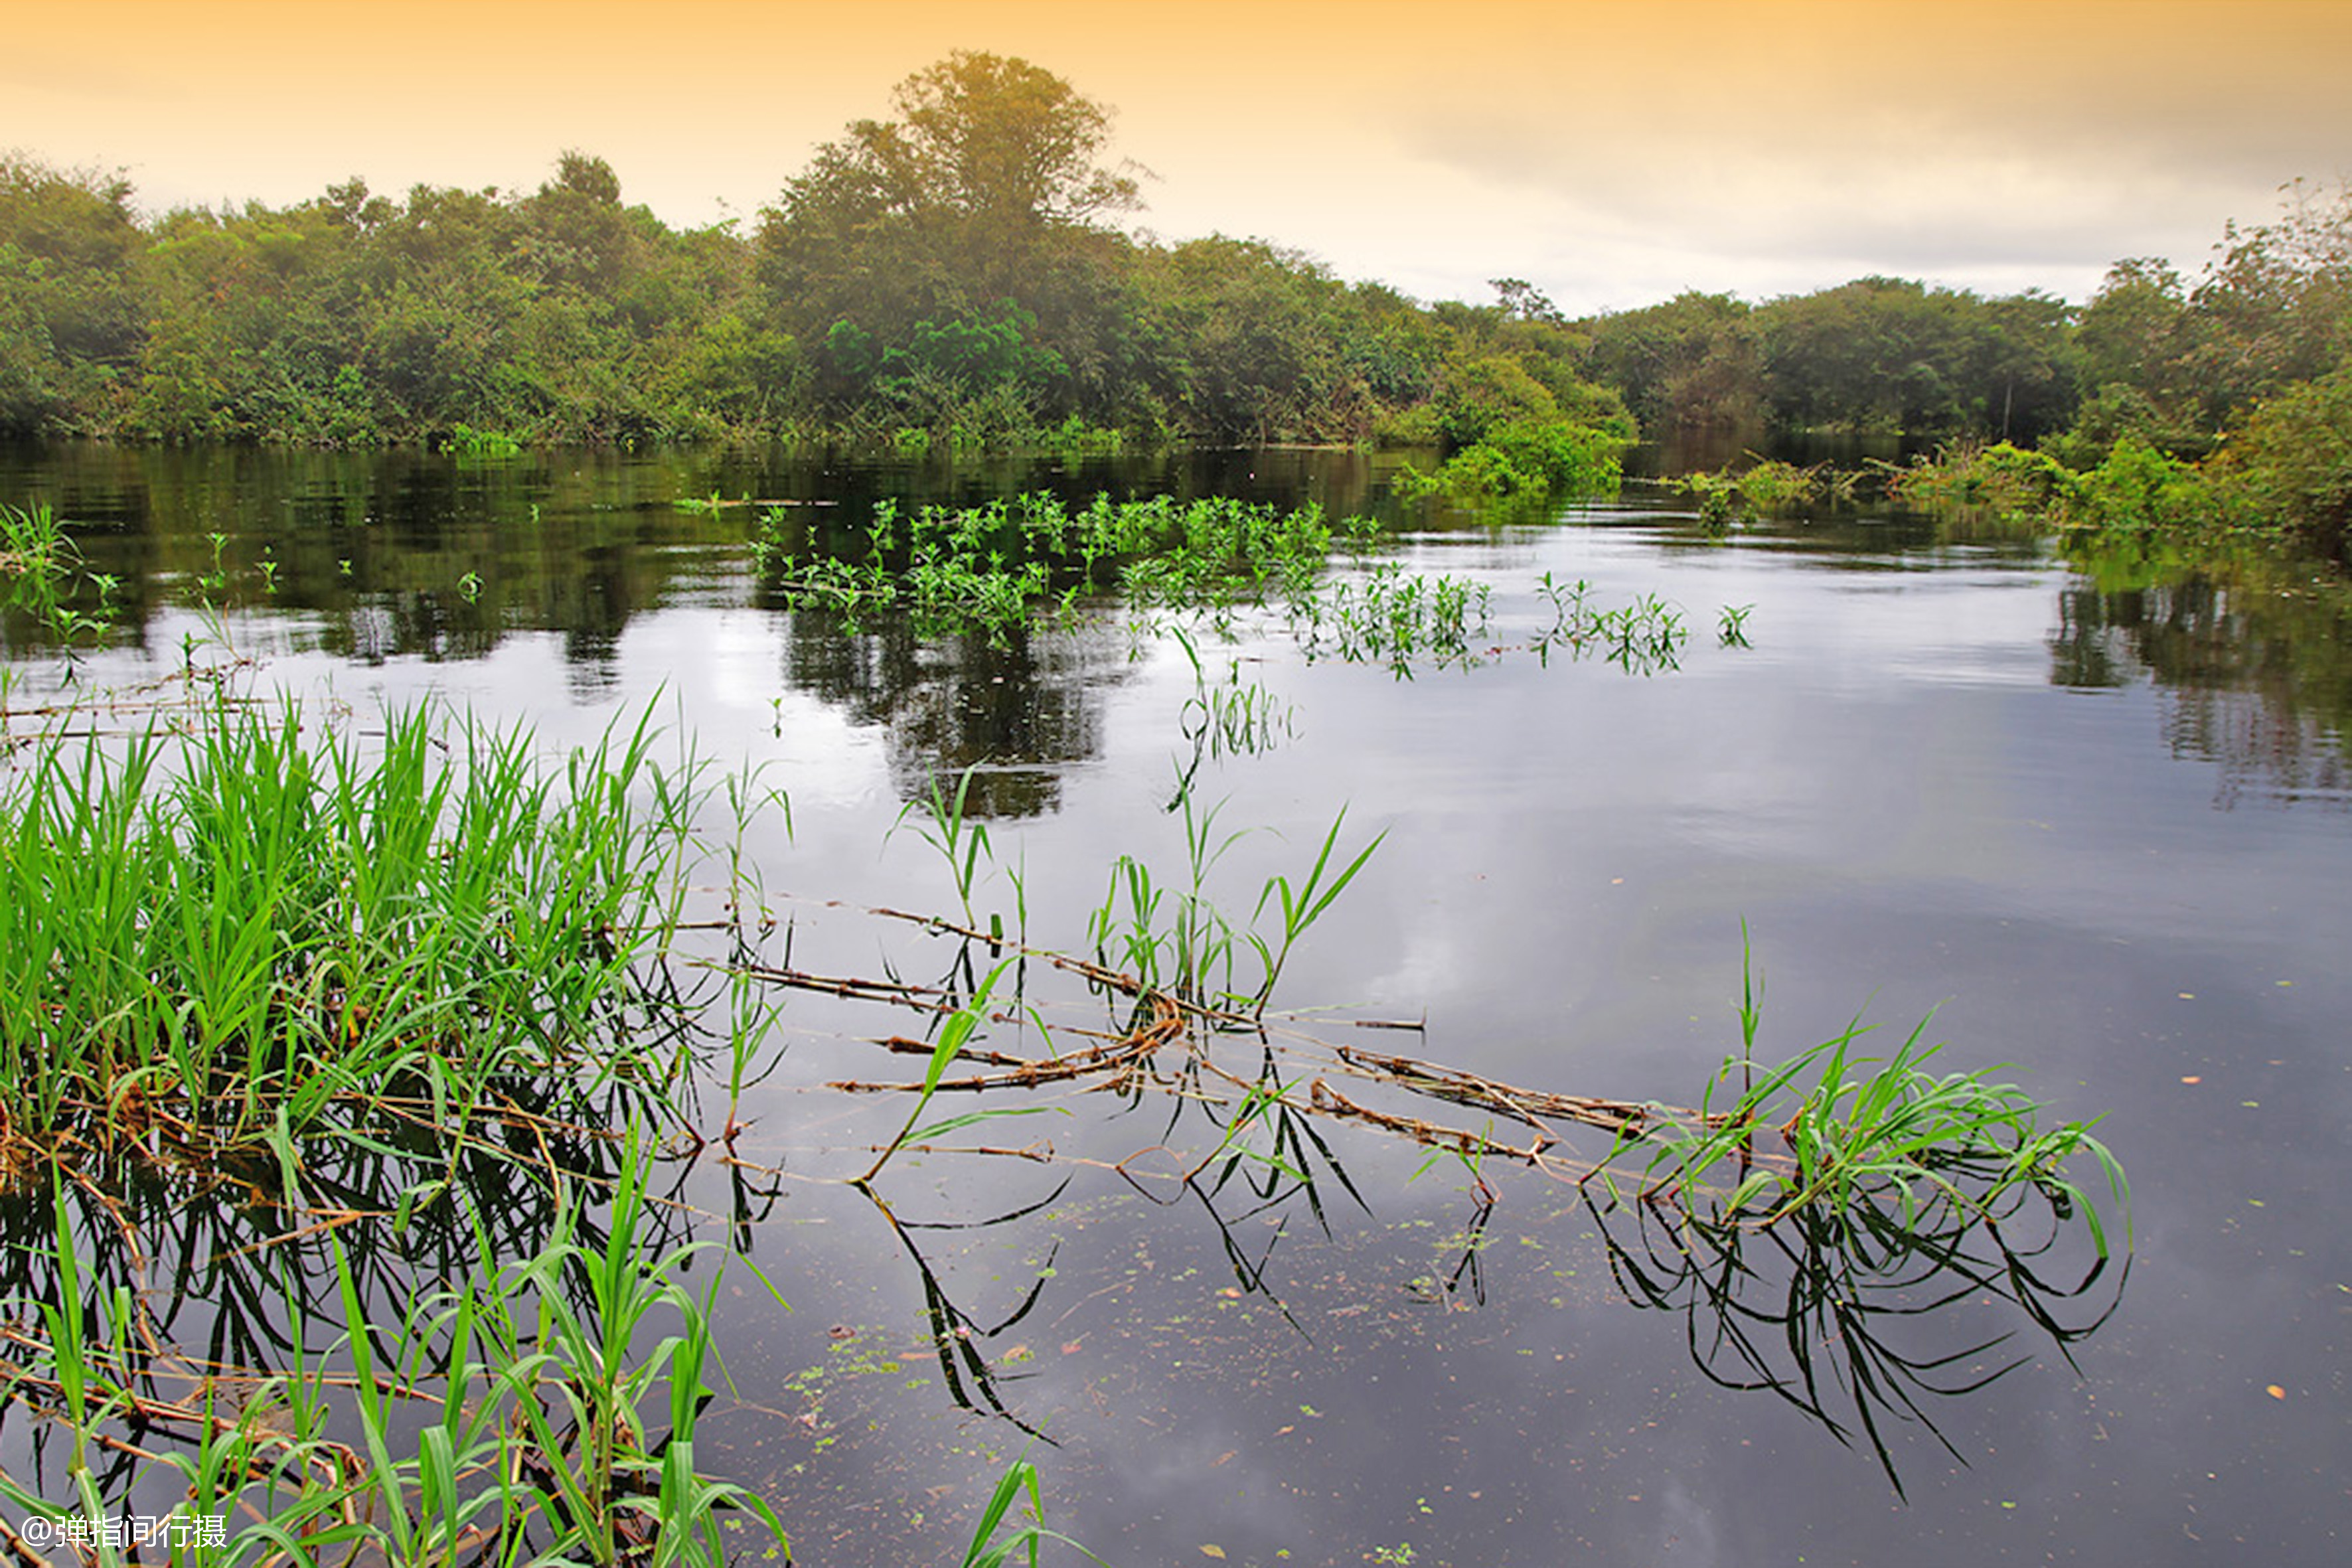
[7,0,2350,311]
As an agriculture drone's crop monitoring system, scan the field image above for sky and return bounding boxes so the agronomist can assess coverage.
[5,0,2350,315]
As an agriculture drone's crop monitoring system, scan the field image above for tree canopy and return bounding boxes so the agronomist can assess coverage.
[5,58,2349,476]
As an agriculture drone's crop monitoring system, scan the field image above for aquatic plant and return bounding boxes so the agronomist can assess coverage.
[956,1453,1109,1568]
[1247,807,1385,1019]
[1522,574,1687,672]
[895,763,998,929]
[1174,626,1294,765]
[759,493,1335,645]
[0,501,108,647]
[1296,564,1494,674]
[445,422,522,458]
[1590,1156,2125,1494]
[1881,441,2077,519]
[0,694,726,1174]
[1670,458,1857,520]
[1597,949,2130,1259]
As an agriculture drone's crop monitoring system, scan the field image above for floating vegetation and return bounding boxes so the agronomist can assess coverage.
[757,489,1733,685]
[0,634,2114,1545]
[758,493,1332,644]
[772,847,2128,1497]
[1879,440,2078,520]
[1175,628,1294,763]
[443,422,523,459]
[1579,940,2130,1487]
[1881,437,2228,538]
[1528,572,1691,672]
[1670,458,1861,526]
[1294,564,1493,674]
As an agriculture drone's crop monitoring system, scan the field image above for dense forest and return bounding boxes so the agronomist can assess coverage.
[3,52,2348,515]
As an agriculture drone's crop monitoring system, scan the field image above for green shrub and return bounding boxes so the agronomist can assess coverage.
[2065,436,2205,531]
[2219,362,2352,558]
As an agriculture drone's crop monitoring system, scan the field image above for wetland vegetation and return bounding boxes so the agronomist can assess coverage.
[2,37,2349,1568]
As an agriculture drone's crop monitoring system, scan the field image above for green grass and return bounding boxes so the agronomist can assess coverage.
[0,694,714,1173]
[1599,946,2130,1259]
[0,678,1135,1565]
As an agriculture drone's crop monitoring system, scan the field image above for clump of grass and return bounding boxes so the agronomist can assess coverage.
[1173,625,1294,769]
[1879,441,2075,519]
[1601,947,2130,1258]
[1675,458,1859,516]
[0,695,718,1175]
[444,422,522,459]
[1294,564,1493,674]
[1526,573,1688,672]
[759,493,1339,643]
[1083,786,1382,1024]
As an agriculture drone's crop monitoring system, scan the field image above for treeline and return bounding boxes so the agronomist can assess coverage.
[3,52,2348,476]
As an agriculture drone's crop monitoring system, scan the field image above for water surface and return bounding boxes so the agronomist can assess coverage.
[3,442,2346,1566]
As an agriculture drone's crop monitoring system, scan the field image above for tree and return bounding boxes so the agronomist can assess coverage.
[1585,292,1764,435]
[758,52,1146,416]
[857,50,1141,228]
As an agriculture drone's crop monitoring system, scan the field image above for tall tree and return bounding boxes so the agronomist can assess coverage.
[758,52,1146,418]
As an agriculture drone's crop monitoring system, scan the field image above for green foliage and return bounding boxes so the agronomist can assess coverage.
[2217,357,2352,558]
[1086,795,1382,1019]
[0,501,113,647]
[2067,437,2207,532]
[7,72,2345,480]
[1296,564,1494,672]
[1394,416,1626,502]
[0,697,711,1161]
[1603,951,2130,1261]
[1756,276,2075,440]
[1883,441,2076,519]
[763,491,1346,644]
[1584,290,1766,435]
[957,1454,1108,1568]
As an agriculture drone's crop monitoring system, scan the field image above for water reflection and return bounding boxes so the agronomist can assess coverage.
[781,612,1123,818]
[2052,536,2352,805]
[1587,1179,2125,1494]
[12,442,2349,813]
[0,1092,704,1522]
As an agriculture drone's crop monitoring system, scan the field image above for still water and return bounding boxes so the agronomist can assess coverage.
[3,443,2347,1565]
